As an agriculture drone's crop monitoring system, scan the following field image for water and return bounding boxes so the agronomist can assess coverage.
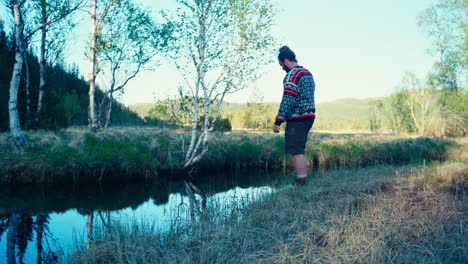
[0,170,278,263]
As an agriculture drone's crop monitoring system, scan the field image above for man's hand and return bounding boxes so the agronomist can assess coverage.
[272,124,280,133]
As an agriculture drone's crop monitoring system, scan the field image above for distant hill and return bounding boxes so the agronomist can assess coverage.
[316,98,376,121]
[130,98,378,122]
[130,103,156,118]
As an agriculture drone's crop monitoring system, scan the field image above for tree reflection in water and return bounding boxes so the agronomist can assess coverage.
[0,216,7,241]
[2,211,62,264]
[6,210,20,264]
[35,214,48,264]
[0,169,273,262]
[184,170,208,232]
[16,212,33,263]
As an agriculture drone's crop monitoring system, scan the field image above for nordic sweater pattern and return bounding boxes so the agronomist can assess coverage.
[275,66,315,125]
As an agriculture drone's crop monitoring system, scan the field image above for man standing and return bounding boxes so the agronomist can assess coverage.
[272,46,315,186]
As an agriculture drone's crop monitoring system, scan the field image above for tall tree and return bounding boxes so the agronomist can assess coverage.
[5,0,28,147]
[87,0,120,132]
[22,52,31,129]
[3,0,86,146]
[418,0,467,136]
[382,90,412,134]
[97,0,173,128]
[6,210,21,264]
[35,214,48,264]
[86,210,94,249]
[16,213,33,264]
[32,0,85,126]
[418,0,467,92]
[399,72,437,136]
[171,0,276,168]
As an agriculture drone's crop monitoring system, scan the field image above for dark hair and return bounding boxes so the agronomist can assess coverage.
[278,45,297,62]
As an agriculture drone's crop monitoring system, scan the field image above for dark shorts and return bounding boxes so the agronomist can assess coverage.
[285,118,315,155]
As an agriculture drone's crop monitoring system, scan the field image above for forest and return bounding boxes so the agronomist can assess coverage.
[0,0,466,263]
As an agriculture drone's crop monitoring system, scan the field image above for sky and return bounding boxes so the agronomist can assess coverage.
[1,0,437,106]
[124,0,436,105]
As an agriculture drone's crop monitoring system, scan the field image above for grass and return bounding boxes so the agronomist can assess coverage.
[0,127,465,186]
[69,162,467,264]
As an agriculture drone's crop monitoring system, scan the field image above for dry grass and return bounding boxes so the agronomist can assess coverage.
[70,162,468,264]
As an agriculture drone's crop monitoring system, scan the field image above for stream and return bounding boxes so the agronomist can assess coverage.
[0,170,279,263]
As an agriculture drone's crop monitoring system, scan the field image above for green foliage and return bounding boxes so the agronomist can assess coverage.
[96,0,174,126]
[379,82,466,137]
[380,80,414,134]
[368,99,383,132]
[63,92,82,124]
[148,92,194,128]
[437,89,467,136]
[0,34,145,131]
[154,135,174,165]
[82,133,153,171]
[212,118,232,132]
[418,0,466,92]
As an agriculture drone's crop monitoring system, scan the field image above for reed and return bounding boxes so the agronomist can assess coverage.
[69,162,468,264]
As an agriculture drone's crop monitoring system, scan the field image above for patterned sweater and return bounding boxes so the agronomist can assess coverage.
[274,66,315,126]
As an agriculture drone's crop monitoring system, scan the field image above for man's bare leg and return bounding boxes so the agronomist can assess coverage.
[293,154,308,184]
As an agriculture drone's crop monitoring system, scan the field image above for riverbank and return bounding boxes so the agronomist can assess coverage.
[69,161,467,263]
[0,127,465,186]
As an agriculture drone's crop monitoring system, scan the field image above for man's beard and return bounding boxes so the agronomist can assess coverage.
[282,64,291,72]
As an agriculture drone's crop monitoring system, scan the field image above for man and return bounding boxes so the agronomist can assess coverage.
[272,46,315,186]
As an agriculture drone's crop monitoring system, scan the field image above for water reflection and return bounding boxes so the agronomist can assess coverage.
[0,170,276,263]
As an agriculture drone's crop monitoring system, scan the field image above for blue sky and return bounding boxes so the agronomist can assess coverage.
[1,0,437,105]
[123,0,436,105]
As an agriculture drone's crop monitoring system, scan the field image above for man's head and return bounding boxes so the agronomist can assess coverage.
[278,46,297,72]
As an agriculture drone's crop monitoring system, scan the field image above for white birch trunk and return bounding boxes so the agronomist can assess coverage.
[104,92,113,128]
[9,1,26,147]
[98,91,109,127]
[7,211,21,264]
[88,0,98,132]
[184,91,200,166]
[86,211,94,249]
[36,0,47,124]
[35,214,47,264]
[183,17,206,168]
[23,52,31,129]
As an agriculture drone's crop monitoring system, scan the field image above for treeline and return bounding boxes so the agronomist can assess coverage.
[369,84,467,137]
[135,92,467,137]
[0,23,145,132]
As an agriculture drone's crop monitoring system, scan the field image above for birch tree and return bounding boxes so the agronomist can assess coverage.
[23,52,31,129]
[35,214,48,264]
[418,0,467,136]
[3,0,85,146]
[32,0,85,126]
[86,210,94,249]
[171,0,275,168]
[418,0,467,92]
[383,91,413,134]
[97,0,173,128]
[4,0,28,147]
[87,0,121,132]
[398,72,437,136]
[6,210,21,264]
